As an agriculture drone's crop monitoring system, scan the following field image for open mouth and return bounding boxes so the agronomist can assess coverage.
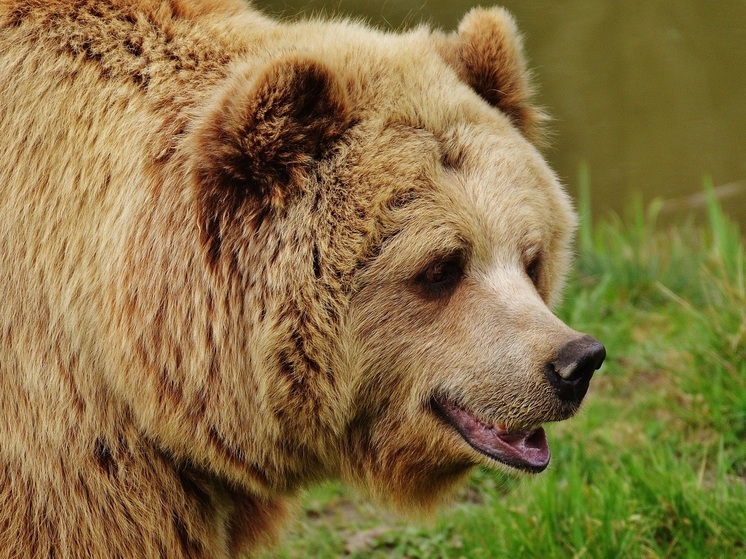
[431,396,550,473]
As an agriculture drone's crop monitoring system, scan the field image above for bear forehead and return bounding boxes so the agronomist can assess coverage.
[275,21,505,132]
[351,116,568,226]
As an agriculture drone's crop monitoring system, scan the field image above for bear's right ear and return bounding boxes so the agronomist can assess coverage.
[188,54,350,233]
[434,7,545,141]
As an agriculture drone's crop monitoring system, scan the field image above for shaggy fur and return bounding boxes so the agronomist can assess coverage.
[0,1,598,557]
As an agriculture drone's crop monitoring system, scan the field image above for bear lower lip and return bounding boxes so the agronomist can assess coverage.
[431,396,550,473]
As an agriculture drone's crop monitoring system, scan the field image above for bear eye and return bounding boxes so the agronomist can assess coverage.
[525,253,542,287]
[417,253,465,298]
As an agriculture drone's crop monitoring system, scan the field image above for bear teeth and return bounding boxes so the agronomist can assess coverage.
[498,423,542,435]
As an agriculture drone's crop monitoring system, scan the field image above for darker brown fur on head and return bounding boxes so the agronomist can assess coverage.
[189,55,352,263]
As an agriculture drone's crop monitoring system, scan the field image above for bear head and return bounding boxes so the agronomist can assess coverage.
[182,6,605,511]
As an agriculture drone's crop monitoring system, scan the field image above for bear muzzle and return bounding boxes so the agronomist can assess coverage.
[429,333,605,473]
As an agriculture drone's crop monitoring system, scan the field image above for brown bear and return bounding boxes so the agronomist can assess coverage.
[0,1,605,557]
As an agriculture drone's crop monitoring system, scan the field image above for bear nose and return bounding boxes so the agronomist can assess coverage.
[544,335,606,402]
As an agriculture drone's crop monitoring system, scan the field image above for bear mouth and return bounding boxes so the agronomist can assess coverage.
[431,396,550,473]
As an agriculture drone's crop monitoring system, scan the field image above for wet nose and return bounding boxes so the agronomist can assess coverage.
[544,335,606,402]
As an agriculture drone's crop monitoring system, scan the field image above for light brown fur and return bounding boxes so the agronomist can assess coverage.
[0,1,596,557]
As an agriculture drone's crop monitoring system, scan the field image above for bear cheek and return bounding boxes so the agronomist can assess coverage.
[339,393,477,512]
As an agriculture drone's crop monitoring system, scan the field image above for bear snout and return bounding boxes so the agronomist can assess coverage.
[543,335,606,402]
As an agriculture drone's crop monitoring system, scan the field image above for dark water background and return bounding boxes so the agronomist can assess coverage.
[254,1,746,227]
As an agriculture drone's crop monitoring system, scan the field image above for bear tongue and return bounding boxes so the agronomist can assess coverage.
[434,398,550,473]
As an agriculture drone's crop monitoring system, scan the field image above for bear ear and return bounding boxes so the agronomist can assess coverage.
[435,7,545,140]
[189,54,350,225]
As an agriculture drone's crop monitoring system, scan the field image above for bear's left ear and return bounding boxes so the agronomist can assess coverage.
[188,54,350,231]
[434,7,545,140]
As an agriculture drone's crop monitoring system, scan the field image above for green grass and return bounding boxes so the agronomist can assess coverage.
[258,179,746,559]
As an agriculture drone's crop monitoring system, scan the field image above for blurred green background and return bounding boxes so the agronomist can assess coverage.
[253,0,746,226]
